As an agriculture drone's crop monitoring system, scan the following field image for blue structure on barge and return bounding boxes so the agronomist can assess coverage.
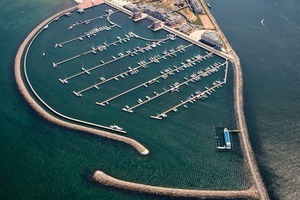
[217,127,232,150]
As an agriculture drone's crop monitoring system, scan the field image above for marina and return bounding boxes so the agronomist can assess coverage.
[9,0,296,198]
[16,1,258,198]
[95,51,215,107]
[75,43,193,95]
[55,24,116,48]
[124,61,227,116]
[57,33,173,83]
[38,1,233,124]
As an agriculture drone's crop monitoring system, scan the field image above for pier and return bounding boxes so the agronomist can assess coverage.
[229,129,240,133]
[54,34,135,68]
[96,51,214,106]
[107,10,122,28]
[152,76,226,120]
[74,43,193,95]
[67,13,109,30]
[55,24,115,48]
[60,34,171,83]
[126,61,227,114]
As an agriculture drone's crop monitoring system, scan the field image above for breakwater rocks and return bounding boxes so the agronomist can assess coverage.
[93,170,258,199]
[231,53,269,200]
[14,6,149,156]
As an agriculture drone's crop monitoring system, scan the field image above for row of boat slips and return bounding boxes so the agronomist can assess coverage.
[49,5,227,120]
[54,24,115,50]
[125,62,227,115]
[73,43,192,94]
[55,32,139,69]
[57,32,177,84]
[94,59,228,119]
[67,9,119,30]
[52,9,121,51]
[94,50,214,106]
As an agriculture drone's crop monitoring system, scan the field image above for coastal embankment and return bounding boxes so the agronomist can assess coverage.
[199,0,270,199]
[93,170,257,199]
[14,5,149,156]
[231,52,269,200]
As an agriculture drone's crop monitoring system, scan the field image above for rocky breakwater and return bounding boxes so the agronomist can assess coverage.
[93,171,258,199]
[14,6,149,156]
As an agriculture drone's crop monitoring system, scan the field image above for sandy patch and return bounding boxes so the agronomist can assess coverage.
[77,0,104,9]
[199,15,214,30]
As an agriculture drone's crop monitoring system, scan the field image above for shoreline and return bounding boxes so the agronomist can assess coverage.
[14,5,149,156]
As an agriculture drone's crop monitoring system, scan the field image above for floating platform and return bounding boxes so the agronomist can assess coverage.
[215,127,234,151]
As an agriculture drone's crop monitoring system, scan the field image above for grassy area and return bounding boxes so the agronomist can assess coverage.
[192,15,203,26]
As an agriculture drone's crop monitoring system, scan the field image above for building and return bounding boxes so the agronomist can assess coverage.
[201,31,223,50]
[124,3,183,27]
[132,11,142,21]
[188,0,202,14]
[164,14,182,27]
[148,21,162,31]
[177,23,191,32]
[174,0,185,7]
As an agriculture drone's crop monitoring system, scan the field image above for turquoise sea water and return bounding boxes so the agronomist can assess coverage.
[0,0,299,200]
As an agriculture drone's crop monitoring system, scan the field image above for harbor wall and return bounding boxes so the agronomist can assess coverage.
[231,52,270,200]
[93,170,258,199]
[14,6,149,156]
[198,0,270,199]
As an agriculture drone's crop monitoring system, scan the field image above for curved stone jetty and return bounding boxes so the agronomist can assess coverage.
[93,171,258,199]
[14,6,149,156]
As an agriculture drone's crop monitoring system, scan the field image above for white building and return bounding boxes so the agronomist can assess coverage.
[201,31,223,49]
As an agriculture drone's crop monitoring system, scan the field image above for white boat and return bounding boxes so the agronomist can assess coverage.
[110,124,123,131]
[261,19,265,27]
